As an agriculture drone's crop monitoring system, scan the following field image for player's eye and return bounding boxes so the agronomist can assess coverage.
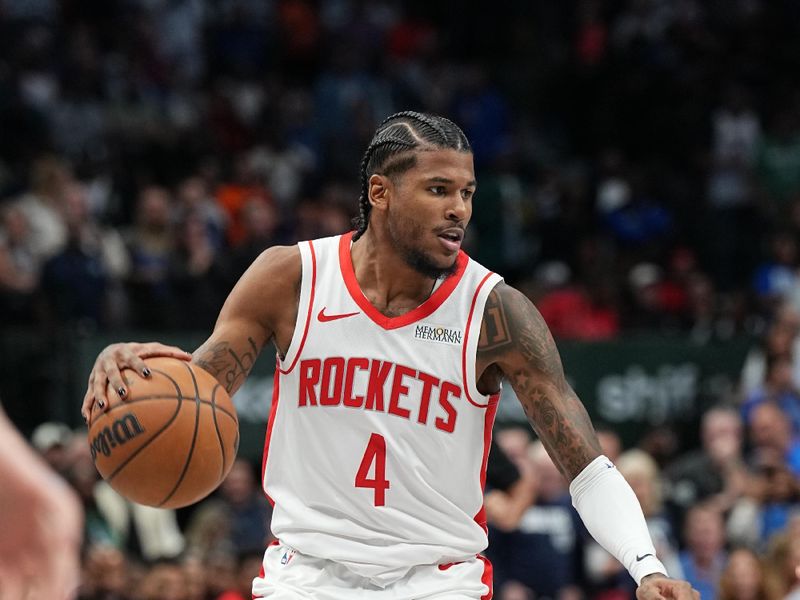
[429,186,447,196]
[461,189,474,200]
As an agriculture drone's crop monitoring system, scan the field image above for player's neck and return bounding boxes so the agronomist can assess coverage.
[350,230,438,310]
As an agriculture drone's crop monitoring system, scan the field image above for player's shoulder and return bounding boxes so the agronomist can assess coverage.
[254,244,302,274]
[484,280,531,313]
[235,244,302,299]
[479,281,549,351]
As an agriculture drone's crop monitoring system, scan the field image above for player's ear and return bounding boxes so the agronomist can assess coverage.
[368,174,391,211]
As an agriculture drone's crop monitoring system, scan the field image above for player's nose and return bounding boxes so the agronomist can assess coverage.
[445,195,469,222]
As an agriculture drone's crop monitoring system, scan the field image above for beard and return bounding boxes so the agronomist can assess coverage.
[387,214,459,280]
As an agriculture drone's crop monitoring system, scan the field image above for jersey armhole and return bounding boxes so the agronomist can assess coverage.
[278,240,316,374]
[461,272,504,408]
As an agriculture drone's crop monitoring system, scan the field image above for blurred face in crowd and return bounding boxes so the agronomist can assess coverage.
[767,355,795,391]
[1,205,30,245]
[242,198,278,239]
[719,548,764,600]
[684,506,725,562]
[702,409,742,464]
[137,186,172,230]
[495,427,532,467]
[529,442,566,501]
[61,181,91,230]
[139,563,187,600]
[182,556,207,600]
[221,458,256,506]
[178,177,209,207]
[749,402,791,452]
[596,429,622,462]
[84,545,128,595]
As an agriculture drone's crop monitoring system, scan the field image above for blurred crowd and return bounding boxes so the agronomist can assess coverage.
[6,0,800,598]
[27,389,800,600]
[3,0,800,340]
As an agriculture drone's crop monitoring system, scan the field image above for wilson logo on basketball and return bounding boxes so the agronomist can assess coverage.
[90,413,146,460]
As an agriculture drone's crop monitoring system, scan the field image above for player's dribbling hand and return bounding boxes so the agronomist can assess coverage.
[637,574,700,600]
[81,341,192,424]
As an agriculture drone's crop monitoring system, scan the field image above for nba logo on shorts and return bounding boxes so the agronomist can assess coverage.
[281,549,295,565]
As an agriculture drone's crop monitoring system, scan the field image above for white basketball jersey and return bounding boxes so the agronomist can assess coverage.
[262,232,503,584]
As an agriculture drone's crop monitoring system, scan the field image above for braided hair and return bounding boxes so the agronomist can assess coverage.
[352,111,472,240]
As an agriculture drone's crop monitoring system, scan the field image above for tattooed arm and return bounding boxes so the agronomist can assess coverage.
[478,283,700,597]
[477,281,601,480]
[82,245,301,419]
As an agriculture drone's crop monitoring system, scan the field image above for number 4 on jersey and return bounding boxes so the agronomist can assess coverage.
[355,433,390,506]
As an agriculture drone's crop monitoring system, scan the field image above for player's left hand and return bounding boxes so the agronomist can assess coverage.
[636,573,700,600]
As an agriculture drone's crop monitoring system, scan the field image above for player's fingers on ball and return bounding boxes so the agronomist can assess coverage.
[127,354,152,378]
[101,357,128,401]
[81,374,95,423]
[91,373,109,411]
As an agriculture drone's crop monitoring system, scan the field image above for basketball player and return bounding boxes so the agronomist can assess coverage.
[0,406,82,599]
[82,112,699,599]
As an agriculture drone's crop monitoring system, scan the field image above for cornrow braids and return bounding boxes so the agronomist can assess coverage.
[352,111,472,240]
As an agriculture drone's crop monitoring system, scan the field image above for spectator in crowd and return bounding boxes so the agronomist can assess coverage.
[66,444,184,563]
[679,503,728,600]
[123,186,176,330]
[227,197,286,283]
[489,441,582,600]
[174,176,228,250]
[185,459,272,559]
[740,302,800,397]
[706,84,761,292]
[742,352,800,436]
[752,230,799,315]
[484,439,536,533]
[215,155,272,247]
[31,420,75,476]
[763,530,800,600]
[41,180,129,329]
[79,544,132,600]
[717,547,770,600]
[0,202,41,324]
[14,155,71,262]
[168,211,228,331]
[746,401,800,476]
[664,406,747,530]
[136,560,188,600]
[728,450,800,551]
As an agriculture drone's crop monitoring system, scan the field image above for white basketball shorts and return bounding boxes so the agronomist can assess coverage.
[252,542,493,599]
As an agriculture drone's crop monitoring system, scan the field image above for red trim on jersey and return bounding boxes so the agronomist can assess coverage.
[478,554,494,599]
[462,271,496,408]
[474,393,500,533]
[436,557,493,599]
[279,240,317,375]
[261,364,281,506]
[252,561,267,599]
[338,231,468,330]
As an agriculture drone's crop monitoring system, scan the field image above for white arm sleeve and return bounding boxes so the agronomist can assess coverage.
[570,455,668,585]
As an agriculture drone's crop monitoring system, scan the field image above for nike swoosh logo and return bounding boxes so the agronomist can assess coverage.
[636,553,653,562]
[317,308,360,322]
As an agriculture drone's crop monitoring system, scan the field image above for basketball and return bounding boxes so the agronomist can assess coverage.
[87,357,239,508]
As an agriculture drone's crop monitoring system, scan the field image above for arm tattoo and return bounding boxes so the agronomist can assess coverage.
[194,336,261,395]
[479,285,601,480]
